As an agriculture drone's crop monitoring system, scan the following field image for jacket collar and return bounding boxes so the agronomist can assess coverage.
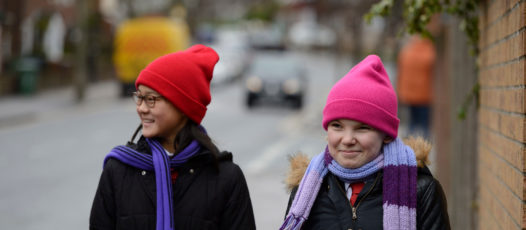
[130,136,217,204]
[285,136,432,189]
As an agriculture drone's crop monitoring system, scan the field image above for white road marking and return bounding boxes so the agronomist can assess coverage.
[245,134,299,175]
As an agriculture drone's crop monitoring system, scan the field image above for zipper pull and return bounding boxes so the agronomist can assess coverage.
[352,206,357,220]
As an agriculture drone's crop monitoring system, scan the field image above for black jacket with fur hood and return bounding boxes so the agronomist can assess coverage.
[284,137,451,230]
[90,137,256,230]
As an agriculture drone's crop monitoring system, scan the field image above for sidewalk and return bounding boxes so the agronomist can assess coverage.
[0,80,122,129]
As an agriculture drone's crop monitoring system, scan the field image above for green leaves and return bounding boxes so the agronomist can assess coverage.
[457,83,480,120]
[366,0,481,120]
[366,0,479,55]
[365,0,394,22]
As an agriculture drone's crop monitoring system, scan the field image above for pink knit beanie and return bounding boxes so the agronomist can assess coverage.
[322,55,399,138]
[135,44,219,124]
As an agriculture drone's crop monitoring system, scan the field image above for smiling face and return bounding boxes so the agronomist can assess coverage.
[136,85,188,150]
[327,119,391,169]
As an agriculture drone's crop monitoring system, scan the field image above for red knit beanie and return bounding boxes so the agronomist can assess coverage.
[322,55,399,138]
[135,44,219,124]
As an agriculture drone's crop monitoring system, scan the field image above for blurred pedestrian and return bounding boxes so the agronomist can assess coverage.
[280,55,449,230]
[397,35,437,138]
[90,45,256,230]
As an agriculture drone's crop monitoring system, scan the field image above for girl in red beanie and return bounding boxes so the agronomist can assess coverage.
[90,44,256,230]
[280,55,449,230]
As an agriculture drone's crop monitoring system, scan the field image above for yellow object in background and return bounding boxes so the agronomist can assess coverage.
[113,16,190,83]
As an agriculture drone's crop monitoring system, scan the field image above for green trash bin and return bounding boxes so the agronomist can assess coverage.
[15,57,40,95]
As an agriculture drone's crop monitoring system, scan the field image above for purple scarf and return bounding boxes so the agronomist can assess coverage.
[280,138,417,230]
[104,138,201,230]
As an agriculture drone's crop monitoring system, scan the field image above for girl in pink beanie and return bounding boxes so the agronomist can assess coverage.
[90,45,256,230]
[281,55,450,230]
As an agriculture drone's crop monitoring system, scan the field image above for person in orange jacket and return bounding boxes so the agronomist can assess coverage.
[397,35,436,138]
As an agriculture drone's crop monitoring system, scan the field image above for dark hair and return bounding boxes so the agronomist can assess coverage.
[173,121,220,157]
[129,121,220,158]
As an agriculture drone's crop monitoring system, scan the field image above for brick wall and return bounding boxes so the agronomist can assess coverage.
[478,0,525,229]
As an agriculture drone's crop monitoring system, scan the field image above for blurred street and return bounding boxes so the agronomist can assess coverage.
[0,50,403,230]
[0,0,506,228]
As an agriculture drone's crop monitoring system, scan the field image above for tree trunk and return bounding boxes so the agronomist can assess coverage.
[73,0,91,102]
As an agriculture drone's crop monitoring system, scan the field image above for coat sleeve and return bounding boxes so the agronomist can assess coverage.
[284,186,298,219]
[219,164,256,230]
[417,175,451,230]
[89,159,117,230]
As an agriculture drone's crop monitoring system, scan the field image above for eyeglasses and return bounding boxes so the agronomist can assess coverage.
[132,92,164,108]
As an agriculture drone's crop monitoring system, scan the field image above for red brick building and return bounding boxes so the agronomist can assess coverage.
[477,0,525,229]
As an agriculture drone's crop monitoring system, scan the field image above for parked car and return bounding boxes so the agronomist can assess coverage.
[288,20,336,49]
[211,28,251,85]
[247,23,287,51]
[243,52,306,109]
[287,9,336,50]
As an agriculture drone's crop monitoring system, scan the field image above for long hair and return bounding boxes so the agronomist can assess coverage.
[173,121,220,157]
[129,121,220,158]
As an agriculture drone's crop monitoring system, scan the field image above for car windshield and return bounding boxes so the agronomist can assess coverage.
[250,55,299,79]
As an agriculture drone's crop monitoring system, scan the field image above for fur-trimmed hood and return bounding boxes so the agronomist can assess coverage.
[284,136,431,190]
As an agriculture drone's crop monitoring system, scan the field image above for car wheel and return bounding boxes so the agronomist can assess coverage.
[291,96,303,109]
[247,94,257,108]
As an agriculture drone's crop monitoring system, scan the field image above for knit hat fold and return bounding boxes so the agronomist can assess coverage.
[135,44,219,124]
[322,55,399,138]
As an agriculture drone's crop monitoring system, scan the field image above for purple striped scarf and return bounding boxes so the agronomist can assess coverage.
[280,138,417,230]
[103,138,201,230]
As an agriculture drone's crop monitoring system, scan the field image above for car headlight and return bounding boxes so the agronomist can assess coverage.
[282,79,301,95]
[246,76,263,92]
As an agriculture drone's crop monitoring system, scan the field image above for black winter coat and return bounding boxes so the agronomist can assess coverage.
[90,137,256,230]
[286,166,450,230]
